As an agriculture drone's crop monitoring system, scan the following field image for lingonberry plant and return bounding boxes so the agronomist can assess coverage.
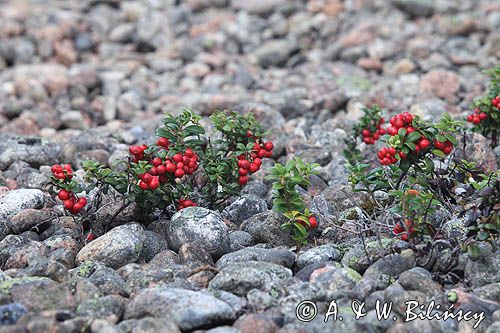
[345,108,464,243]
[267,158,319,248]
[48,109,275,231]
[466,65,500,147]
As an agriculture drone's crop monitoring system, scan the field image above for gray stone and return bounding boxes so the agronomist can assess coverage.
[209,261,292,296]
[465,249,500,288]
[240,211,296,247]
[0,189,45,221]
[125,287,236,331]
[76,223,144,269]
[297,245,342,270]
[166,207,230,259]
[392,0,434,17]
[363,250,416,280]
[222,195,267,226]
[139,231,169,263]
[229,231,255,252]
[216,246,295,269]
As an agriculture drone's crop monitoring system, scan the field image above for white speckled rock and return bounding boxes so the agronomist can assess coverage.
[76,223,144,269]
[166,207,230,259]
[0,189,45,221]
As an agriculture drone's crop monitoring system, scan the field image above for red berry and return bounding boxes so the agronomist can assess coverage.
[141,173,153,183]
[479,113,487,120]
[387,126,398,136]
[150,166,158,175]
[399,152,407,159]
[238,168,248,176]
[237,160,245,168]
[395,118,404,129]
[434,141,445,150]
[419,139,430,149]
[238,176,249,186]
[139,181,149,190]
[443,146,452,155]
[402,113,413,124]
[246,131,253,138]
[64,164,72,171]
[467,114,473,122]
[248,163,259,173]
[157,137,169,147]
[174,169,185,178]
[159,176,168,183]
[149,177,160,190]
[393,224,404,234]
[86,232,95,241]
[373,132,380,140]
[55,172,66,180]
[165,163,176,173]
[413,145,420,154]
[472,116,480,124]
[52,164,63,174]
[58,190,70,200]
[257,149,266,158]
[176,162,185,170]
[63,199,74,210]
[390,156,397,164]
[379,117,385,124]
[185,148,194,157]
[129,146,141,155]
[77,197,87,206]
[363,137,373,144]
[152,157,162,167]
[173,153,183,163]
[388,147,397,155]
[253,158,262,167]
[390,116,396,126]
[308,216,318,228]
[157,165,166,175]
[378,128,386,135]
[264,142,274,151]
[362,129,370,137]
[382,157,390,165]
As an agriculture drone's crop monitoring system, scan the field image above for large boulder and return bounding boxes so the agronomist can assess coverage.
[166,207,230,259]
[76,223,144,269]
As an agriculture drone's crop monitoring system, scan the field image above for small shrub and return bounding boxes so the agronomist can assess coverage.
[48,109,275,231]
[267,158,319,248]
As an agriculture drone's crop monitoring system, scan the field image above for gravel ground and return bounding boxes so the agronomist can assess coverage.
[0,0,499,332]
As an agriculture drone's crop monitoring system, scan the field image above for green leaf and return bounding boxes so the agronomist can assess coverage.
[423,158,434,173]
[400,158,411,172]
[432,149,446,158]
[406,131,421,143]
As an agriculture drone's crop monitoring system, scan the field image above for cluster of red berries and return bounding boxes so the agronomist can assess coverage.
[236,141,273,186]
[433,139,453,155]
[466,108,488,125]
[51,164,87,214]
[51,164,74,180]
[393,219,414,241]
[164,148,199,179]
[177,198,197,211]
[492,96,500,109]
[377,147,399,165]
[59,190,87,214]
[137,148,199,189]
[377,112,453,165]
[361,118,386,145]
[129,144,148,162]
[386,112,414,136]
